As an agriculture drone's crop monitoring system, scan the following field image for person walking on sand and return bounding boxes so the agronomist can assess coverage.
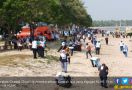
[119,41,124,51]
[122,44,128,57]
[95,41,101,55]
[99,63,108,88]
[105,36,109,45]
[68,39,74,56]
[86,43,92,59]
[92,36,97,47]
[59,50,69,73]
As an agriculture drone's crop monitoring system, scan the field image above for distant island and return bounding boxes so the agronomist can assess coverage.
[93,20,132,27]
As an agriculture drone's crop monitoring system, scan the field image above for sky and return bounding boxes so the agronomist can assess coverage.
[82,0,132,20]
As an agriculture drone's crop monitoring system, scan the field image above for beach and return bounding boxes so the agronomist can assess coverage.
[0,35,131,77]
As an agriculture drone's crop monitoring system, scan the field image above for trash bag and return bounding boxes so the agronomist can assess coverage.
[55,75,72,88]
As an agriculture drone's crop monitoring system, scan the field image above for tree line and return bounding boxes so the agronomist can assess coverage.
[0,0,92,36]
[93,20,132,27]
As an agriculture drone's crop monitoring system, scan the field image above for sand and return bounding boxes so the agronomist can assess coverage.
[0,35,131,77]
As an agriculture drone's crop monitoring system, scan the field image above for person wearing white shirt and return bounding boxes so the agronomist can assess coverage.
[39,40,46,58]
[17,41,23,51]
[37,38,46,58]
[82,35,86,42]
[32,39,37,59]
[69,40,74,56]
[119,41,123,51]
[95,41,101,55]
[87,33,91,40]
[59,50,68,73]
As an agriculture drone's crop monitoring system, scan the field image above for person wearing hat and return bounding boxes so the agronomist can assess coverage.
[58,42,67,52]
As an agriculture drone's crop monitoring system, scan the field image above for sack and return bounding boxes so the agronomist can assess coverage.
[55,75,72,88]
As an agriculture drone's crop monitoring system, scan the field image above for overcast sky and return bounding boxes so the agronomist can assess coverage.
[82,0,132,20]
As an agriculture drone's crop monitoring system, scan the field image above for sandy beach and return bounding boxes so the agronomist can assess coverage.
[0,35,131,77]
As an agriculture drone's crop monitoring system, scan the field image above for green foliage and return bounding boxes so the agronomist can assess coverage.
[93,20,132,27]
[0,0,92,36]
[59,0,92,26]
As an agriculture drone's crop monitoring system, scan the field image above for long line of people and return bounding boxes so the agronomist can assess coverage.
[57,27,109,88]
[58,27,102,72]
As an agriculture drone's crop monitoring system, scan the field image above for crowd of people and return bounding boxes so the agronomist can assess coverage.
[57,26,131,88]
[57,27,110,88]
[11,33,47,59]
[3,26,130,88]
[11,36,32,51]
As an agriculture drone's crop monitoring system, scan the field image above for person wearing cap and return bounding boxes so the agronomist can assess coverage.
[99,64,108,88]
[58,42,67,52]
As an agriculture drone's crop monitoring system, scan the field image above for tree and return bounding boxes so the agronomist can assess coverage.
[0,0,92,45]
